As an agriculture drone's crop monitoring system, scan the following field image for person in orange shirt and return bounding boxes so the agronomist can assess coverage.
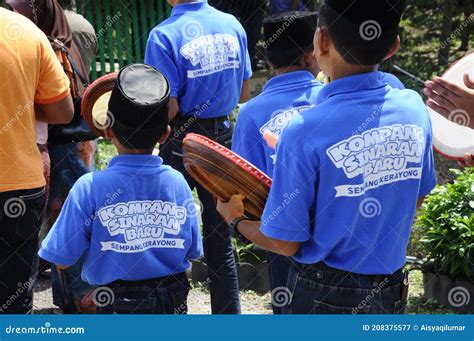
[0,6,73,314]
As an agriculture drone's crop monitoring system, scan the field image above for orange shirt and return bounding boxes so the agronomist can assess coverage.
[0,9,70,192]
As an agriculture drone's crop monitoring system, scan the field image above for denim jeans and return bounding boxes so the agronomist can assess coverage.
[160,115,240,314]
[284,262,407,314]
[97,272,190,314]
[46,142,95,313]
[51,253,92,313]
[267,252,291,314]
[0,187,46,314]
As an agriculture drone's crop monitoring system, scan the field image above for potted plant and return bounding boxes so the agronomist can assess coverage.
[415,168,474,313]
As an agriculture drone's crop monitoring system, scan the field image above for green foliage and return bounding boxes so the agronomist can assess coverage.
[415,168,474,281]
[95,139,118,170]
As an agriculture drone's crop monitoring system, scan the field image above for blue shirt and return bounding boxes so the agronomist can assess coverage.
[233,70,323,176]
[145,1,252,118]
[270,0,306,14]
[39,155,203,285]
[261,71,437,275]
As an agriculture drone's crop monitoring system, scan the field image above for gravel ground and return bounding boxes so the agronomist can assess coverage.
[33,271,272,315]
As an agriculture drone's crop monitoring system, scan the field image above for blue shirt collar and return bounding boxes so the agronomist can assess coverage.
[317,71,387,103]
[171,1,209,16]
[108,154,164,168]
[263,70,317,92]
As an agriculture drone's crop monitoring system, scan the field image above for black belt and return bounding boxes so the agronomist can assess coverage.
[305,262,405,283]
[173,113,229,130]
[107,272,187,288]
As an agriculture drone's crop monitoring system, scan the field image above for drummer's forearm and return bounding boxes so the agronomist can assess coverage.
[237,221,300,257]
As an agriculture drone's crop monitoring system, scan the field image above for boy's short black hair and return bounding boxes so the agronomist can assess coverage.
[108,64,170,150]
[263,11,318,68]
[318,0,406,66]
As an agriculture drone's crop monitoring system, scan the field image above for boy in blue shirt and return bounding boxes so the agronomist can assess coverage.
[218,0,437,314]
[144,0,252,314]
[40,64,203,314]
[232,11,323,314]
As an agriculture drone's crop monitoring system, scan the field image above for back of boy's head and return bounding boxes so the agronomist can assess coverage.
[263,11,318,69]
[108,63,170,150]
[319,0,406,66]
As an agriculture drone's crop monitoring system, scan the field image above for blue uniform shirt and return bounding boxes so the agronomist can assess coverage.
[145,1,252,118]
[270,0,306,14]
[39,155,203,285]
[233,70,323,176]
[261,71,437,275]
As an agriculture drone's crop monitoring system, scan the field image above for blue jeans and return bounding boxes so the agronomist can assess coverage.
[160,115,240,314]
[267,252,291,314]
[284,262,407,314]
[0,187,45,314]
[97,272,190,314]
[47,142,94,313]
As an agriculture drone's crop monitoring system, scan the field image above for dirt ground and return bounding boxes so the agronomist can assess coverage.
[33,271,273,315]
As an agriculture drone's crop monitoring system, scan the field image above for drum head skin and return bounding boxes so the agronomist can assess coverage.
[183,134,272,220]
[427,53,474,160]
[81,72,118,137]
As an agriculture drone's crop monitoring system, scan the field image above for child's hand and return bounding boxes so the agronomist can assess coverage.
[263,130,279,150]
[217,195,245,225]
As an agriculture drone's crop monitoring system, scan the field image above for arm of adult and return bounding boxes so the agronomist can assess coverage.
[35,96,74,124]
[35,32,74,124]
[217,195,301,256]
[424,74,474,129]
[240,79,251,102]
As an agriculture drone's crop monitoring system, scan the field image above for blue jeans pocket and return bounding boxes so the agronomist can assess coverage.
[112,297,157,314]
[393,300,407,314]
[313,300,371,314]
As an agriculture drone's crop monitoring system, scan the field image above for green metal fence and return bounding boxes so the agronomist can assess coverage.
[76,0,171,80]
[1,0,171,80]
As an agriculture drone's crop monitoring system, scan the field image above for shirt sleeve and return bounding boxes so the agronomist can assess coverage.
[232,105,267,173]
[181,181,203,260]
[419,122,437,197]
[39,176,93,266]
[35,32,70,104]
[145,29,181,98]
[260,114,319,242]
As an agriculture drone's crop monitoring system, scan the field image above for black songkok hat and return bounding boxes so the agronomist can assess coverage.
[263,11,318,68]
[324,0,406,32]
[108,63,170,148]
